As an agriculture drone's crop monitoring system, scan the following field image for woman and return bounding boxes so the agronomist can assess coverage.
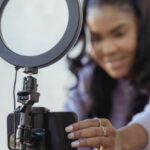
[65,0,150,149]
[64,0,149,129]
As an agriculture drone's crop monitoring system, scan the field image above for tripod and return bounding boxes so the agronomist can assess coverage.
[7,68,77,150]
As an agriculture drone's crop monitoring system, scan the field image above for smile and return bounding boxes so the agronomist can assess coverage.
[104,56,127,69]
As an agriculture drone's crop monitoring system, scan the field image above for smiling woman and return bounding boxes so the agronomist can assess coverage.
[88,5,138,79]
[64,0,150,149]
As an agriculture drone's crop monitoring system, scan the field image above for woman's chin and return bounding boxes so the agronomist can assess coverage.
[106,70,128,79]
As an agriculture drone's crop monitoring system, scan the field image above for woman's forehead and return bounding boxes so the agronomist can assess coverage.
[87,6,137,33]
[87,5,136,24]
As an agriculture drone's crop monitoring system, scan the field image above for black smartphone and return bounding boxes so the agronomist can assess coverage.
[7,107,77,150]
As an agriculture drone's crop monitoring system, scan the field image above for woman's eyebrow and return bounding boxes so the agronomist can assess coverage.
[90,31,103,39]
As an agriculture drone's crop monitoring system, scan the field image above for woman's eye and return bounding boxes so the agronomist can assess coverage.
[91,36,102,42]
[114,32,125,38]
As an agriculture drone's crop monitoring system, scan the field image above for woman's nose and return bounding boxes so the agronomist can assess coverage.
[99,39,118,55]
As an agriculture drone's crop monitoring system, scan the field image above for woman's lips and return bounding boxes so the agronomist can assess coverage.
[104,56,127,69]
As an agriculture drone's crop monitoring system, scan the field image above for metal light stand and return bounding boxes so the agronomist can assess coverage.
[8,68,77,150]
[12,68,46,150]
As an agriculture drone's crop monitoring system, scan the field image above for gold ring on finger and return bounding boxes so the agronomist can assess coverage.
[101,126,107,137]
[94,118,102,127]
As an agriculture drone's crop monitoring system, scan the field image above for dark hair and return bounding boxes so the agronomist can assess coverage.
[66,0,150,122]
[85,0,150,92]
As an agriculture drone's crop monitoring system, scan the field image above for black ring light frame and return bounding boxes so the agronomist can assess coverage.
[0,0,82,68]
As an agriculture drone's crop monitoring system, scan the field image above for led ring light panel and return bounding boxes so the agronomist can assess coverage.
[0,0,82,68]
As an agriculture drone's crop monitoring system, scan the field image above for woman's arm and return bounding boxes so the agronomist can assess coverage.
[116,124,148,150]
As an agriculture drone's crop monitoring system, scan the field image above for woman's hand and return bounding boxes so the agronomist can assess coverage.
[65,118,117,149]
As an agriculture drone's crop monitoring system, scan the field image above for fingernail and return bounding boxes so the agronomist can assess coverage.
[71,140,80,147]
[67,133,74,139]
[65,125,73,132]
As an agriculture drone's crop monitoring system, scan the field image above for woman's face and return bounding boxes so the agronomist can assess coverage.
[87,5,138,79]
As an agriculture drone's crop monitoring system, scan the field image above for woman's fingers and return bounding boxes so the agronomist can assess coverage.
[65,118,111,132]
[67,127,104,139]
[65,118,117,149]
[65,119,100,132]
[67,126,115,139]
[71,136,115,148]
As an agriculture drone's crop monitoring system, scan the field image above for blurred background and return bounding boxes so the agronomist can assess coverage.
[0,0,81,149]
